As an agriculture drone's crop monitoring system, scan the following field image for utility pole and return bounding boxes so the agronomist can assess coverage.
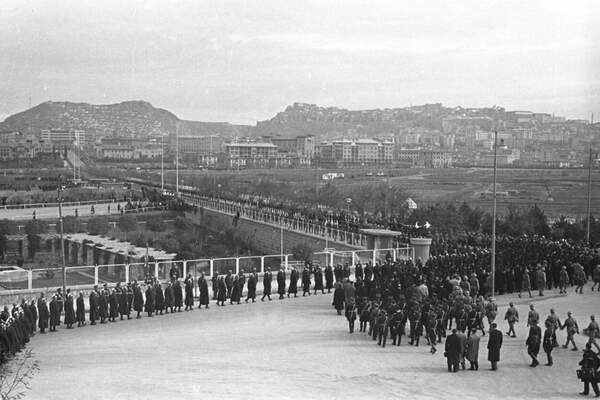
[176,122,180,196]
[57,187,66,294]
[491,131,498,297]
[586,147,593,244]
[161,134,164,192]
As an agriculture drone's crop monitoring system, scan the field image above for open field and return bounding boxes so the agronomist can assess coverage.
[152,167,599,218]
[22,283,600,400]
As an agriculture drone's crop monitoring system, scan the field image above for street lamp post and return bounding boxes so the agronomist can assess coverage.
[491,131,498,297]
[57,186,66,294]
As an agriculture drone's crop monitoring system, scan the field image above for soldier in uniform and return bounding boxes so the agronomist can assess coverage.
[527,304,540,328]
[518,268,532,298]
[261,267,272,301]
[526,320,542,367]
[332,280,345,315]
[126,282,134,312]
[561,311,579,350]
[409,305,422,346]
[504,302,519,337]
[543,320,557,366]
[376,310,389,347]
[559,266,570,294]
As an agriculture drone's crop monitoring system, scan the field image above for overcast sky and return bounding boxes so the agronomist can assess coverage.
[1,0,599,124]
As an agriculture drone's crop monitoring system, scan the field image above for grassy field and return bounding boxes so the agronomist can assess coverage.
[154,167,598,219]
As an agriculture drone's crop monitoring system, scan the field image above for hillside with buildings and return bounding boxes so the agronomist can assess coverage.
[1,100,598,169]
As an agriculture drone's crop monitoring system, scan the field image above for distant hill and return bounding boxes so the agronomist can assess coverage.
[0,100,253,139]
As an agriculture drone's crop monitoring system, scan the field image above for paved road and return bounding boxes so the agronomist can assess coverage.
[21,284,600,399]
[0,202,127,221]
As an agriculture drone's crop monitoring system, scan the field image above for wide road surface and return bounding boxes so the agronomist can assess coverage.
[0,202,127,221]
[19,284,600,399]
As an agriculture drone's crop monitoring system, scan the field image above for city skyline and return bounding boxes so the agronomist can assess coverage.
[1,0,599,124]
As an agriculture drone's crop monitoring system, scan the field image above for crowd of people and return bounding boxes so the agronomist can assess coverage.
[331,251,600,396]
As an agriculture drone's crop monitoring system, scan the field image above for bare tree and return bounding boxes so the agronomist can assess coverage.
[0,349,40,400]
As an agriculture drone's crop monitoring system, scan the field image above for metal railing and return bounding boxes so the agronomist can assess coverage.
[0,199,118,210]
[0,247,413,295]
[182,194,369,248]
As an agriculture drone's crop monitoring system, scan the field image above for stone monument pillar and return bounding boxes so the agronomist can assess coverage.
[410,237,432,263]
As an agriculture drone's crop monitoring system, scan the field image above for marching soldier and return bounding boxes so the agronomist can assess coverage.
[504,302,519,338]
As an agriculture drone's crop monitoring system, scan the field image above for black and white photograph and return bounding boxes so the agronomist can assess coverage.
[0,1,599,399]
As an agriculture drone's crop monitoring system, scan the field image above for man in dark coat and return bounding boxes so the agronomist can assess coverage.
[164,281,174,313]
[288,267,298,297]
[37,294,49,333]
[49,295,59,332]
[118,285,130,320]
[155,282,165,315]
[332,281,345,315]
[277,268,286,299]
[325,265,334,293]
[314,266,324,295]
[133,282,145,318]
[145,284,155,317]
[225,271,234,299]
[98,286,109,323]
[217,276,227,306]
[184,275,194,311]
[173,279,183,312]
[445,329,462,372]
[211,274,218,300]
[29,299,38,334]
[301,267,311,296]
[64,289,76,328]
[76,292,86,327]
[261,268,272,301]
[108,289,119,322]
[245,272,256,303]
[89,287,99,325]
[487,323,503,370]
[198,274,210,308]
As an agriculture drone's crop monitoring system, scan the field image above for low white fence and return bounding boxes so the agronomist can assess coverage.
[0,247,413,295]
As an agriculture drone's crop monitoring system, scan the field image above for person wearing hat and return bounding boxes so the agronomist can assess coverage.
[583,315,600,339]
[64,289,76,329]
[561,311,580,350]
[526,319,542,367]
[132,281,144,318]
[578,340,600,396]
[76,291,86,327]
[542,319,557,366]
[487,322,503,370]
[527,304,540,327]
[49,295,59,332]
[504,302,519,337]
[37,293,49,334]
[89,286,99,325]
[261,267,273,302]
[198,274,210,308]
[518,268,532,298]
[559,265,570,294]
